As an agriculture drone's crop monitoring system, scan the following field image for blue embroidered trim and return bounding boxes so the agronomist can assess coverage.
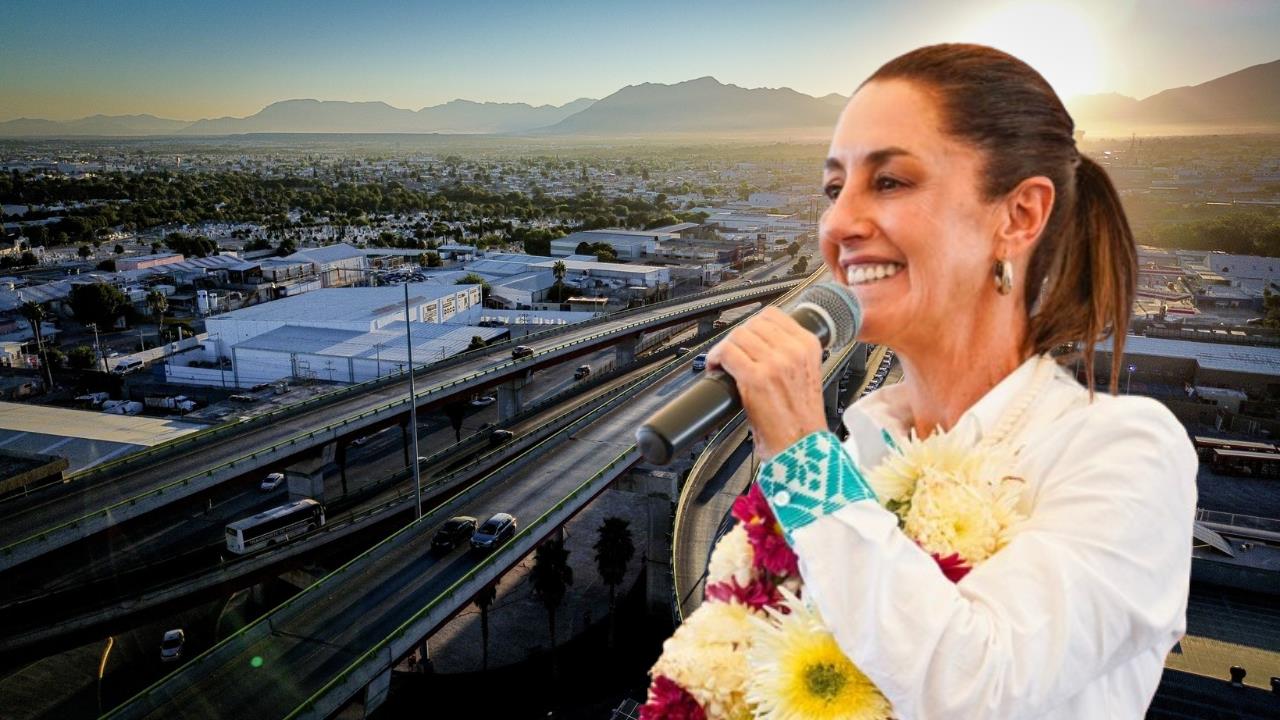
[757,430,876,543]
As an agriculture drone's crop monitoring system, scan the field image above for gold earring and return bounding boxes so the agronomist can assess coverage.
[994,258,1014,295]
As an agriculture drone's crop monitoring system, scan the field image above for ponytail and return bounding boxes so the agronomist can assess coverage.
[1026,153,1137,394]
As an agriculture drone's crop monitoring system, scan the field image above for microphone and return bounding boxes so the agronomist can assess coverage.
[636,282,861,465]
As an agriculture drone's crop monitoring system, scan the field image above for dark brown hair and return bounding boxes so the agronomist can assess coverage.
[864,44,1136,393]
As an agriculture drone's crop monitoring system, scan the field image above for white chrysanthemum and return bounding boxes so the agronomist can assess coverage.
[747,588,892,720]
[651,601,755,719]
[904,466,1025,565]
[707,524,754,588]
[866,424,987,508]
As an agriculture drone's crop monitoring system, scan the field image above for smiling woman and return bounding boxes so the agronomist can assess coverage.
[675,43,1197,720]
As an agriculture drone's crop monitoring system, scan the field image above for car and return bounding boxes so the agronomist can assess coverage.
[489,429,514,446]
[431,516,477,553]
[712,320,728,330]
[471,512,517,550]
[160,629,185,662]
[470,395,496,407]
[350,435,370,447]
[417,456,429,466]
[691,354,707,372]
[260,472,285,492]
[511,345,534,359]
[674,346,690,356]
[573,364,591,380]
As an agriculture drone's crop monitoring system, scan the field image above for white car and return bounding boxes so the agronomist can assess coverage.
[160,629,185,662]
[260,472,285,492]
[470,395,496,407]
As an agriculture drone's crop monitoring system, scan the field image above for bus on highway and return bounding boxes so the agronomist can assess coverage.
[225,498,325,554]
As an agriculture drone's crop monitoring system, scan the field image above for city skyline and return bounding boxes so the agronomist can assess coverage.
[4,0,1280,122]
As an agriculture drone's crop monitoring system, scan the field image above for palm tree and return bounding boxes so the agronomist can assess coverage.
[474,582,498,671]
[19,301,54,389]
[529,537,573,678]
[552,260,567,302]
[593,517,635,649]
[146,289,168,319]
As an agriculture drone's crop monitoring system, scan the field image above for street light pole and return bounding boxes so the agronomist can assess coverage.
[405,281,422,520]
[89,323,107,372]
[1127,364,1135,395]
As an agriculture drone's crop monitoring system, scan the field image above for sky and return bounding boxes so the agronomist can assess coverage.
[2,0,1278,122]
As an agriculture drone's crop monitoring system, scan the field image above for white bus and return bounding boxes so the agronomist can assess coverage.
[225,499,325,554]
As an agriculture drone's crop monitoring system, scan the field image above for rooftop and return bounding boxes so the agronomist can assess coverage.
[1098,335,1280,376]
[211,283,474,324]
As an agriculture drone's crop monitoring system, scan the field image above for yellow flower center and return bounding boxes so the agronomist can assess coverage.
[804,662,848,701]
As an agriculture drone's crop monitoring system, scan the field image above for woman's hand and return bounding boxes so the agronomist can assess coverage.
[704,307,829,459]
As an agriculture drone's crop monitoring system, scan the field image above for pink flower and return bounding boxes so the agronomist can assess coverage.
[932,552,972,583]
[704,577,783,611]
[732,483,774,525]
[640,675,706,720]
[733,484,800,578]
[745,520,799,577]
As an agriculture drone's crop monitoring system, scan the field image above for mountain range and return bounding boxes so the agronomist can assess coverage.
[2,59,1277,139]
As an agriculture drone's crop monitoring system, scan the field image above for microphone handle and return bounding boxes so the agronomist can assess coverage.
[634,304,835,464]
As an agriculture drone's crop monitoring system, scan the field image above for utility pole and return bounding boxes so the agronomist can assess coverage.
[405,282,422,519]
[89,323,107,372]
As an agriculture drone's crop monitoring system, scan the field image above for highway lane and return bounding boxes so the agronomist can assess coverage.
[0,345,649,621]
[1,279,796,564]
[107,338,715,719]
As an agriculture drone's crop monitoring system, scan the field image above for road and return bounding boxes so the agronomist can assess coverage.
[108,348,714,719]
[0,279,797,565]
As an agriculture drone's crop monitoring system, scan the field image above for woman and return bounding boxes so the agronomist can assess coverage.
[705,44,1197,718]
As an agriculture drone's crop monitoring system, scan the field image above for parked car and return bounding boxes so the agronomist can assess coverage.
[160,629,185,662]
[260,472,285,492]
[431,516,477,553]
[489,429,514,446]
[511,345,534,359]
[471,512,517,550]
[692,354,708,372]
[573,364,591,380]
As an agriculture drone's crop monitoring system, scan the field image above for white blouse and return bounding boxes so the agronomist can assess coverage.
[791,354,1199,719]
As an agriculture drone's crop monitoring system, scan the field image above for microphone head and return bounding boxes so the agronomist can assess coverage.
[792,282,862,350]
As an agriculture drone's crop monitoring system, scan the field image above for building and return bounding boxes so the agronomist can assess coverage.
[550,229,671,259]
[284,243,368,287]
[116,253,186,272]
[168,282,484,388]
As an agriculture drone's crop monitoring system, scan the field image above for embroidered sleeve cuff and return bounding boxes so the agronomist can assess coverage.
[757,430,876,543]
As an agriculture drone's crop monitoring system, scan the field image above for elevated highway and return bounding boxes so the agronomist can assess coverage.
[0,277,798,570]
[106,273,823,720]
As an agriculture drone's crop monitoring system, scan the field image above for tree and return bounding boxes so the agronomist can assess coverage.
[96,259,116,272]
[456,272,492,301]
[474,582,498,671]
[593,517,635,649]
[1263,288,1280,330]
[69,283,127,330]
[443,400,468,443]
[552,260,567,292]
[425,251,442,267]
[530,537,574,677]
[277,237,297,256]
[791,255,809,275]
[67,345,98,370]
[243,237,272,252]
[77,244,91,259]
[147,289,169,319]
[19,250,38,267]
[785,240,801,258]
[468,335,487,351]
[20,301,55,388]
[164,232,218,258]
[113,243,125,254]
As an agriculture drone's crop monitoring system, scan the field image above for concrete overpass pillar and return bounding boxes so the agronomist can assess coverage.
[363,668,392,716]
[697,317,716,337]
[286,441,336,504]
[615,335,640,367]
[497,376,527,421]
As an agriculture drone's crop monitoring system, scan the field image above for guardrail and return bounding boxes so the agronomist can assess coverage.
[64,275,802,485]
[104,317,740,719]
[1196,509,1280,535]
[2,281,798,567]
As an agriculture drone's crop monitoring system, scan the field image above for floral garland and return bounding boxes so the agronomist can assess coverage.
[641,427,1026,719]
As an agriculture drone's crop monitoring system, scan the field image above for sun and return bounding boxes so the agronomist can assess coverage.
[960,1,1108,100]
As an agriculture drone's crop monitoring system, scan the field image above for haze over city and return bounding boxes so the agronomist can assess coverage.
[4,0,1280,122]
